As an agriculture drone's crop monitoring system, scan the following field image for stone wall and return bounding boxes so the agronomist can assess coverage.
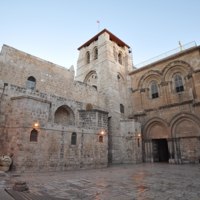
[0,84,108,171]
[120,120,142,163]
[0,44,109,171]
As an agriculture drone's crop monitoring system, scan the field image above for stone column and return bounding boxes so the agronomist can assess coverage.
[168,138,175,164]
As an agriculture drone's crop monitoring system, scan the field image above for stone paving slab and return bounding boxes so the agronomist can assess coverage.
[1,164,200,200]
[5,189,66,200]
[0,189,14,200]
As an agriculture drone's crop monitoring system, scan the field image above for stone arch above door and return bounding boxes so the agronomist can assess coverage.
[171,113,200,138]
[143,118,169,139]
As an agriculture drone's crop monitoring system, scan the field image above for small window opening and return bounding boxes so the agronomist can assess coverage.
[137,138,140,147]
[120,104,124,113]
[94,47,98,60]
[118,53,122,65]
[71,132,77,145]
[26,76,36,90]
[99,135,103,143]
[30,129,38,142]
[86,51,90,64]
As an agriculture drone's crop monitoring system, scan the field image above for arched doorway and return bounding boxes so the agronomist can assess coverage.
[143,119,169,163]
[171,114,200,163]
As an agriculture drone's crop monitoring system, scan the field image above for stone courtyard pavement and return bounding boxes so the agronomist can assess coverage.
[1,163,200,200]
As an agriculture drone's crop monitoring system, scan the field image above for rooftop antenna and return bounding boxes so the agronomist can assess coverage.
[97,20,100,32]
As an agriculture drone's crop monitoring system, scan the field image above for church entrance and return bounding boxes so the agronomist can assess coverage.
[152,139,169,162]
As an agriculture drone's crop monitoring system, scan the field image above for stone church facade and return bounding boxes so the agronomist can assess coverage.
[0,29,199,171]
[130,45,200,164]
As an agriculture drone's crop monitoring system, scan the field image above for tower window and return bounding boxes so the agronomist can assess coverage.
[118,53,122,65]
[30,129,38,142]
[86,51,90,64]
[26,76,36,90]
[151,81,159,99]
[99,135,103,143]
[94,47,98,60]
[120,104,124,113]
[71,132,77,145]
[174,74,184,93]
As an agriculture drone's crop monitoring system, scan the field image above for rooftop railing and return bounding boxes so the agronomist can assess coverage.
[134,41,197,68]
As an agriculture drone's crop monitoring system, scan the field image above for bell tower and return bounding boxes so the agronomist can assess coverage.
[76,29,139,164]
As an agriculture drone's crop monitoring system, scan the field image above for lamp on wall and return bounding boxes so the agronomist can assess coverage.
[100,130,105,135]
[33,122,39,128]
[137,133,141,137]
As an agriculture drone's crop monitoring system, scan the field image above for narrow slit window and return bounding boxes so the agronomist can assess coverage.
[71,132,77,145]
[86,51,90,64]
[120,104,124,113]
[118,53,122,65]
[99,135,103,143]
[94,47,98,60]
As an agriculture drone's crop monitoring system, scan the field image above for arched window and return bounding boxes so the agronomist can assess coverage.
[174,74,184,93]
[86,51,90,64]
[93,47,98,60]
[71,132,77,145]
[26,76,36,90]
[151,81,159,99]
[118,53,122,65]
[30,129,38,142]
[99,135,103,143]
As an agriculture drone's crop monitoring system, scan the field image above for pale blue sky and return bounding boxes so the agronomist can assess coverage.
[1,0,200,69]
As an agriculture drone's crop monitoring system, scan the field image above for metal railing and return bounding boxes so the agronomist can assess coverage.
[134,41,197,68]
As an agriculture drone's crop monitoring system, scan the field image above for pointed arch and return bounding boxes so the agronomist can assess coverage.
[170,112,200,138]
[54,105,75,126]
[84,70,98,89]
[143,117,169,140]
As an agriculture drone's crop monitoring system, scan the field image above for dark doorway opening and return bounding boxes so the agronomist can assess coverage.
[152,139,169,162]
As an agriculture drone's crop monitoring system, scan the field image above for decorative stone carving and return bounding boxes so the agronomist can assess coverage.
[0,155,12,172]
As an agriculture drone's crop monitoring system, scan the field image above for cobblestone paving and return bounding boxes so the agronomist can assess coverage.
[1,163,200,200]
